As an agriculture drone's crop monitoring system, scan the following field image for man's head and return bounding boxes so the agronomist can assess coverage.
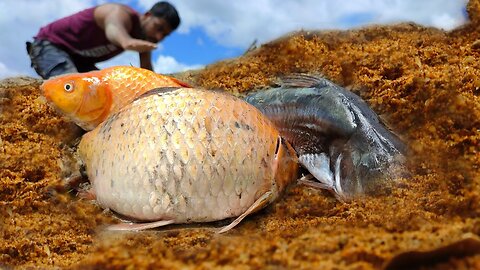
[141,1,180,43]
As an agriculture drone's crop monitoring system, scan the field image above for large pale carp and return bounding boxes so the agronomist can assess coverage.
[245,75,406,200]
[78,87,299,232]
[40,66,191,130]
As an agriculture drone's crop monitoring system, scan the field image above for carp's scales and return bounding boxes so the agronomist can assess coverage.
[78,87,299,232]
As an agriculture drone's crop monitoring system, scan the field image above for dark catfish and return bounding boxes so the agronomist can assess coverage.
[245,75,406,200]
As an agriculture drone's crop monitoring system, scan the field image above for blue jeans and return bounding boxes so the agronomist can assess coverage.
[26,40,98,79]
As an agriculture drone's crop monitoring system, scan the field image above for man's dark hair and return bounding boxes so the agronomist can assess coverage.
[150,2,181,30]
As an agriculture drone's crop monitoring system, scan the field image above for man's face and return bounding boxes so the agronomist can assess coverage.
[142,13,173,43]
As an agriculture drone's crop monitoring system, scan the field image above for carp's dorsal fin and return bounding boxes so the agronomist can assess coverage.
[169,76,194,88]
[277,74,335,88]
[133,87,182,102]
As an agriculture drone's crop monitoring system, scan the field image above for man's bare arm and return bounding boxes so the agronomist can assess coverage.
[140,51,153,71]
[96,5,157,53]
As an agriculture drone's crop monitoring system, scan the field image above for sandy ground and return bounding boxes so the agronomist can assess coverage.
[1,1,480,269]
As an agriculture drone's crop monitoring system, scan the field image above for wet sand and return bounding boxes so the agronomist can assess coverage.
[1,1,480,269]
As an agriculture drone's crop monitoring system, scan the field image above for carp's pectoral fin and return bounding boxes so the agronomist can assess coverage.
[106,220,175,231]
[78,188,96,200]
[218,191,273,234]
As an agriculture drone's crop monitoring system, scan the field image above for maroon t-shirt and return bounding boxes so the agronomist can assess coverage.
[35,6,141,63]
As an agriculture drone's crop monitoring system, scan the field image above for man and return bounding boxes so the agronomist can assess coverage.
[27,2,180,79]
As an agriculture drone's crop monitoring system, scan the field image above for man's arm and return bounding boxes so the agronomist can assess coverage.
[140,51,153,71]
[96,4,157,53]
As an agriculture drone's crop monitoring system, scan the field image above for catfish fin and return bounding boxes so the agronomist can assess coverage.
[277,74,335,89]
[106,220,175,231]
[217,191,273,233]
[297,152,349,201]
[298,153,334,189]
[298,174,332,190]
[298,174,347,202]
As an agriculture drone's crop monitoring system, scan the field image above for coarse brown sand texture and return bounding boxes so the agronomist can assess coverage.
[2,1,480,269]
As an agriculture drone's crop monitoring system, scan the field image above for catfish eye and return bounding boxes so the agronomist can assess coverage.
[64,83,73,92]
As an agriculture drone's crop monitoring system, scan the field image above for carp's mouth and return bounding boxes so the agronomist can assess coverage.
[41,97,75,120]
[40,82,82,121]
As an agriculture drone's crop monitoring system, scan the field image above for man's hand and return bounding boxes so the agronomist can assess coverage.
[123,39,157,53]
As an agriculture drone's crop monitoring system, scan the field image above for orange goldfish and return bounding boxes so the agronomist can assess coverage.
[40,66,191,130]
[78,87,299,232]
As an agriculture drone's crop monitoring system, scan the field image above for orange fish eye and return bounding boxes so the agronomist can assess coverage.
[64,82,74,92]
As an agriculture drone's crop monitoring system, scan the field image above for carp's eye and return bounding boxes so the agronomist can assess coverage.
[64,83,74,92]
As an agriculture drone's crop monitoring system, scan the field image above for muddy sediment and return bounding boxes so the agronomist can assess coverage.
[1,1,480,269]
